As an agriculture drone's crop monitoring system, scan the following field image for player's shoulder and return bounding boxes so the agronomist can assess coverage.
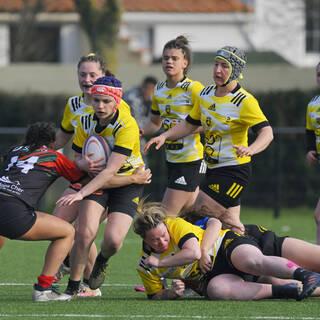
[308,95,320,106]
[66,94,84,110]
[155,80,166,92]
[231,85,257,106]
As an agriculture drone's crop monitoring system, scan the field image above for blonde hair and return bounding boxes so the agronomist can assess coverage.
[133,201,167,239]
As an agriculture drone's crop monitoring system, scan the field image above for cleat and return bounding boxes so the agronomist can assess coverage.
[134,285,146,292]
[77,282,102,297]
[53,263,70,283]
[88,261,108,290]
[32,284,72,302]
[298,272,320,300]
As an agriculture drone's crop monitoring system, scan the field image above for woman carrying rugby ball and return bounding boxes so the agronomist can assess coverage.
[57,76,150,297]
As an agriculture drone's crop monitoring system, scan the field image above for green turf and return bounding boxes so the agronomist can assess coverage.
[0,206,318,320]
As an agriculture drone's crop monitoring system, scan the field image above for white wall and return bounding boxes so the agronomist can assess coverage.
[0,24,9,66]
[249,0,319,67]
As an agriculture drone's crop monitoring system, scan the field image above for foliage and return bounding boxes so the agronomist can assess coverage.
[74,0,121,71]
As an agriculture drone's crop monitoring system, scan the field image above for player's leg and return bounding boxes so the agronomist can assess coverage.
[19,211,75,276]
[0,235,5,250]
[281,237,320,272]
[53,187,80,223]
[66,199,104,295]
[162,187,199,217]
[89,211,133,289]
[206,273,299,300]
[314,199,320,244]
[163,160,205,217]
[19,211,74,302]
[231,243,320,300]
[194,190,244,233]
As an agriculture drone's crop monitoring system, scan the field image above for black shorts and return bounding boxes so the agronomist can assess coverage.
[206,231,260,281]
[167,160,207,192]
[0,194,36,239]
[200,163,251,208]
[244,224,286,257]
[84,184,144,218]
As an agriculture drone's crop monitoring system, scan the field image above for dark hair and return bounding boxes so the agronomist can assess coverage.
[163,35,192,75]
[22,122,56,152]
[77,53,106,74]
[142,76,158,86]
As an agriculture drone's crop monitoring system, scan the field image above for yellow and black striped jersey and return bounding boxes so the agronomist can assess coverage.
[60,94,131,134]
[151,77,204,163]
[72,103,143,176]
[188,83,269,169]
[136,217,228,296]
[60,94,92,133]
[306,95,320,153]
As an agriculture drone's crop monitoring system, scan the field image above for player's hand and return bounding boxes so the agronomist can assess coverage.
[199,253,212,274]
[219,212,245,234]
[144,255,160,267]
[132,165,152,184]
[171,279,185,297]
[144,135,166,152]
[56,192,84,206]
[306,150,318,165]
[233,145,254,157]
[77,153,106,175]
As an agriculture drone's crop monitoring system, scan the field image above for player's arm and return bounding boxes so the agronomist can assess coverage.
[150,280,185,300]
[234,125,273,157]
[144,119,199,152]
[144,237,201,268]
[199,218,222,274]
[141,113,162,137]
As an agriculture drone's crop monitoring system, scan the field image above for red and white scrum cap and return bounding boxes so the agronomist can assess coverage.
[91,76,123,110]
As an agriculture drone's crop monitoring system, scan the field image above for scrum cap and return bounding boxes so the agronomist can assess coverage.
[91,76,122,111]
[215,46,247,86]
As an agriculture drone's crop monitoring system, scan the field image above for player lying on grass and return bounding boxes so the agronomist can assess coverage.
[133,201,320,300]
[180,209,320,278]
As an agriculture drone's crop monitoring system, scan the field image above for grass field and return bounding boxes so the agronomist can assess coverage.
[0,206,320,320]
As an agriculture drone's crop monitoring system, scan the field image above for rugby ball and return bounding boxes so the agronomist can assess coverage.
[82,135,111,165]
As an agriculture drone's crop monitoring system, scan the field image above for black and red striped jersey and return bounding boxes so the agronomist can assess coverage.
[0,145,85,208]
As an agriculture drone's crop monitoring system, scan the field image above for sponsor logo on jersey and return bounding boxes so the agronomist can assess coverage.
[206,117,212,127]
[208,104,216,111]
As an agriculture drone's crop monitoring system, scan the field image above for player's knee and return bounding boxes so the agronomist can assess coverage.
[207,279,233,300]
[102,235,123,254]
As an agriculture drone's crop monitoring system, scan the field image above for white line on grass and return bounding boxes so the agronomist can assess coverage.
[0,315,319,319]
[0,283,134,287]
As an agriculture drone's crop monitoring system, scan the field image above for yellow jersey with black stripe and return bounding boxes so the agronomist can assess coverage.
[306,95,320,153]
[151,77,204,163]
[188,83,269,169]
[60,94,131,133]
[72,104,143,176]
[136,217,228,296]
[60,94,92,133]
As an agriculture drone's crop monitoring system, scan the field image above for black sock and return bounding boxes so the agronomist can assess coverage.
[66,279,80,294]
[63,254,70,268]
[272,284,299,299]
[83,278,89,285]
[96,252,108,264]
[293,268,309,282]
